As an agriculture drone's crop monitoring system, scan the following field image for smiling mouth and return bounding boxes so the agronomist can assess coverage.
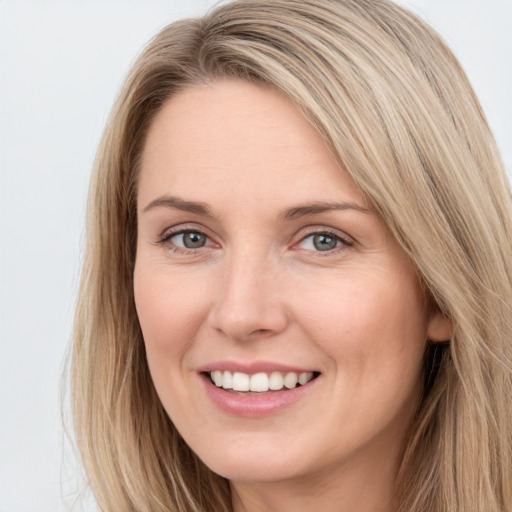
[205,370,320,393]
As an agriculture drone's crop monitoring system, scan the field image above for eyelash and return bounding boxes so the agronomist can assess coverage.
[158,227,354,255]
[158,227,213,255]
[296,229,354,255]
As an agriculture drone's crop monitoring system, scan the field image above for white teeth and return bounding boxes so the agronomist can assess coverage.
[283,372,298,389]
[269,371,284,390]
[232,372,250,391]
[250,373,269,392]
[222,371,233,389]
[209,370,316,392]
[212,370,223,387]
[299,372,314,385]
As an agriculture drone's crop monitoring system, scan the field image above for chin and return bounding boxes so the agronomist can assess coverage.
[209,460,301,484]
[195,438,307,483]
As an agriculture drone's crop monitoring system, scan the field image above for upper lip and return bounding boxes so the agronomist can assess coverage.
[197,360,319,374]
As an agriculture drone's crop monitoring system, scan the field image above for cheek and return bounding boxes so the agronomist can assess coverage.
[293,267,428,377]
[133,263,209,363]
[133,262,216,427]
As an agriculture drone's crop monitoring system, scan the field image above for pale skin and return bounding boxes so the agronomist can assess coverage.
[134,79,451,512]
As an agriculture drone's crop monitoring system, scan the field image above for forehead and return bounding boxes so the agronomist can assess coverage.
[138,79,367,212]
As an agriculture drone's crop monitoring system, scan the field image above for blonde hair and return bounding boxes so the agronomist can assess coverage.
[72,0,512,510]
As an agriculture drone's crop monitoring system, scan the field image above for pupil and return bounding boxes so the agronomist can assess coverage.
[184,232,205,248]
[313,234,337,251]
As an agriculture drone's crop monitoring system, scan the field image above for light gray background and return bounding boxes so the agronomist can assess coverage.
[0,1,510,511]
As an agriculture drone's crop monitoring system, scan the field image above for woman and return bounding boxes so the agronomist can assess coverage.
[72,0,512,510]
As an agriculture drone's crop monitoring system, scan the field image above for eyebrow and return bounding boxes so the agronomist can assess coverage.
[279,201,371,219]
[142,195,215,217]
[142,195,370,219]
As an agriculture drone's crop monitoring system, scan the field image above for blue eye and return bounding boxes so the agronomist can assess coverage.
[299,232,346,252]
[165,230,209,249]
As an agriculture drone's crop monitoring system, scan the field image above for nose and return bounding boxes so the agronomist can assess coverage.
[207,248,289,342]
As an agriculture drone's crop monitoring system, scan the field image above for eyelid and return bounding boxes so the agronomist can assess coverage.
[158,223,218,250]
[293,226,355,251]
[155,223,354,254]
[159,222,211,240]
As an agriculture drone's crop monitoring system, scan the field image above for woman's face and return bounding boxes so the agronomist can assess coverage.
[134,80,448,489]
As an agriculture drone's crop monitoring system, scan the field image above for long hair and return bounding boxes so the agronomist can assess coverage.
[72,1,512,510]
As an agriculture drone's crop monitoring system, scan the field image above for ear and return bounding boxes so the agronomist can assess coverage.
[427,309,452,342]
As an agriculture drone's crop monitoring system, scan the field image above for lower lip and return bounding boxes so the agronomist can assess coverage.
[200,373,319,418]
